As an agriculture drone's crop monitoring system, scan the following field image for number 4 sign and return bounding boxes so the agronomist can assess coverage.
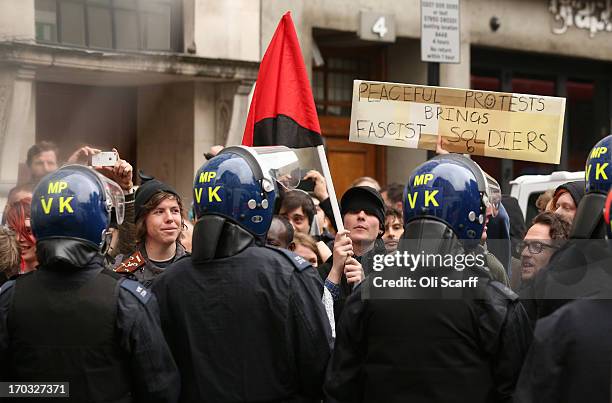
[358,11,396,43]
[372,16,388,38]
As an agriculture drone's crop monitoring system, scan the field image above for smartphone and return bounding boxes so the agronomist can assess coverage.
[296,178,315,192]
[91,152,118,167]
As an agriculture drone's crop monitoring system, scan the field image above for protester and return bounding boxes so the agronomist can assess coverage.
[0,165,180,402]
[519,212,570,286]
[382,206,403,253]
[0,226,20,286]
[153,146,332,402]
[518,212,570,324]
[317,186,386,321]
[114,174,187,288]
[350,175,381,191]
[278,189,316,235]
[549,180,585,223]
[204,144,224,160]
[25,141,59,184]
[290,231,322,267]
[1,183,34,225]
[266,215,294,249]
[325,154,532,403]
[4,197,37,274]
[535,189,555,213]
[380,182,404,211]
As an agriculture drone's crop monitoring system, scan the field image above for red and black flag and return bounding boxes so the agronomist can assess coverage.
[242,12,322,148]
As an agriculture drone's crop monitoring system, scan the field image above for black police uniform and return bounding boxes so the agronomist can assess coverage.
[516,299,612,403]
[325,271,531,403]
[324,221,533,403]
[0,252,180,403]
[153,216,333,403]
[530,239,612,318]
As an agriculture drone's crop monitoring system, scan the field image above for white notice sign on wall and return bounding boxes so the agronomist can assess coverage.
[421,0,461,63]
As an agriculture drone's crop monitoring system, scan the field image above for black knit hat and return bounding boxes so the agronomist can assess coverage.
[340,186,386,230]
[134,171,180,221]
[555,180,586,207]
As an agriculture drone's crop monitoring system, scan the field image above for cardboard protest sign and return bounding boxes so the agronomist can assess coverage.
[349,80,566,164]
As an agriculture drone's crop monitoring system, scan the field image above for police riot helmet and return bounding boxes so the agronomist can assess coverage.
[193,146,300,237]
[31,165,125,249]
[585,134,612,194]
[403,154,501,249]
[569,135,612,239]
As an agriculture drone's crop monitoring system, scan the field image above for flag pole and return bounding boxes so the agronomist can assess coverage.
[317,144,344,233]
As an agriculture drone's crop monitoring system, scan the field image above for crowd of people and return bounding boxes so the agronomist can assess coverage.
[0,134,611,403]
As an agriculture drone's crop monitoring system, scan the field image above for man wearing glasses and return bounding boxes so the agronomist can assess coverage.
[518,212,571,285]
[518,212,570,324]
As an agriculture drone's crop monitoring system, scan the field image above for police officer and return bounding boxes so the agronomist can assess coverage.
[513,188,612,403]
[152,146,333,403]
[324,154,532,403]
[533,135,612,319]
[0,165,180,403]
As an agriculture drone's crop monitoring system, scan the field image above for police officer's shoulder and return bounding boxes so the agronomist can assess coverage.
[119,278,152,305]
[264,245,312,272]
[487,279,518,301]
[0,279,15,297]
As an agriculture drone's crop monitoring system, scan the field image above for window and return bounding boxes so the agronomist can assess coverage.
[313,47,384,117]
[34,0,180,52]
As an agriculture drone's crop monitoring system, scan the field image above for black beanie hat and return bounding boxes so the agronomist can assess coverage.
[340,186,386,230]
[555,180,586,206]
[134,171,180,221]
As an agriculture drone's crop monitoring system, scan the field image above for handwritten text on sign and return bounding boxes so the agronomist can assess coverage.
[348,80,566,164]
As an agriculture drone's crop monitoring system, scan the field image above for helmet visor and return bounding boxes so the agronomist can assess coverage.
[250,146,301,190]
[97,174,125,225]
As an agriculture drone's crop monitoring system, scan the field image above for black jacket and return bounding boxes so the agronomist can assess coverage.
[324,224,533,403]
[533,239,612,319]
[152,217,333,403]
[317,238,387,322]
[0,257,180,403]
[516,299,612,403]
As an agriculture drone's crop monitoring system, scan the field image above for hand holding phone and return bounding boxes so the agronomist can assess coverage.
[91,151,118,167]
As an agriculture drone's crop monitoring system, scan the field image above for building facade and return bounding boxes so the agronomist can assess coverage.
[1,0,611,206]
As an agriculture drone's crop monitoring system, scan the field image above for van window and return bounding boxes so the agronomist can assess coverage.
[526,191,544,225]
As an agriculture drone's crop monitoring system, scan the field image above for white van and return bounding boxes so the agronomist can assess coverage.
[509,171,585,225]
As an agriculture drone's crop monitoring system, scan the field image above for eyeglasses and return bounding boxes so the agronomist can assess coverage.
[516,240,559,255]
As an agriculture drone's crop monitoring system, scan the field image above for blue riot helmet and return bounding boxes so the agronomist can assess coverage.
[585,135,612,194]
[31,165,125,249]
[572,135,612,239]
[403,154,500,250]
[193,146,300,237]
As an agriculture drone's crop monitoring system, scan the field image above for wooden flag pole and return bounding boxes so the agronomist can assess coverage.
[316,144,344,233]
